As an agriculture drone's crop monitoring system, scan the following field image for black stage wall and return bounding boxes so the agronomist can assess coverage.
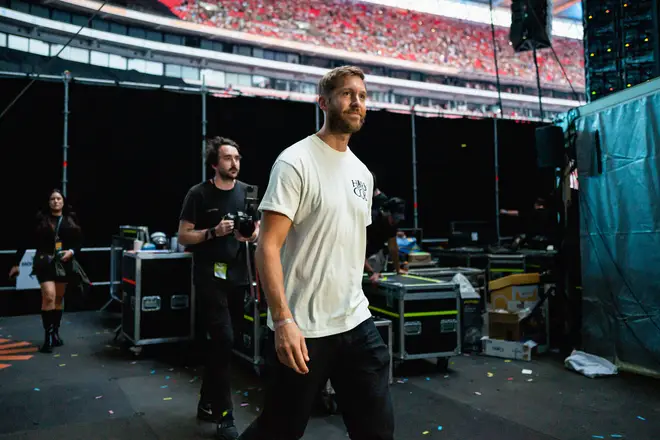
[0,78,542,314]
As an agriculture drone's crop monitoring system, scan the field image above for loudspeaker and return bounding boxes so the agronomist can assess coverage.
[535,125,564,168]
[510,0,553,52]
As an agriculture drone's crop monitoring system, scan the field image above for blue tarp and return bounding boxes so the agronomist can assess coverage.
[575,92,660,374]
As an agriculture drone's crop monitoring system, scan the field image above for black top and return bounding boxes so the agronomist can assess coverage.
[366,212,398,258]
[15,214,83,265]
[523,207,554,239]
[179,179,254,284]
[372,192,389,221]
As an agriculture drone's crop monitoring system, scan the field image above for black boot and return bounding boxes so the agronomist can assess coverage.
[216,411,239,440]
[40,310,54,353]
[52,309,64,347]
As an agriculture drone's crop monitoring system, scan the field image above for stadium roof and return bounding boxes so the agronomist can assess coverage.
[467,0,583,21]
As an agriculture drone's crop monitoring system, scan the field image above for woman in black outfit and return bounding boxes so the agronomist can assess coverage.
[8,189,83,353]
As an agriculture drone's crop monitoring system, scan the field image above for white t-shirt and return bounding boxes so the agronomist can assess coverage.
[258,134,374,338]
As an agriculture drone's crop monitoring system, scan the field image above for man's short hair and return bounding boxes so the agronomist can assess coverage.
[205,136,240,167]
[318,65,366,99]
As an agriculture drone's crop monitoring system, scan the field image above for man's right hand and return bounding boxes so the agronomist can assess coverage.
[369,272,381,283]
[274,320,309,375]
[8,266,19,278]
[214,220,234,237]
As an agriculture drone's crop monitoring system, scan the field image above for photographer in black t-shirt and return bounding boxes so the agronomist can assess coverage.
[177,136,258,440]
[365,197,406,282]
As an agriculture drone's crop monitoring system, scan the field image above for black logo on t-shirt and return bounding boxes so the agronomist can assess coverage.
[352,180,368,201]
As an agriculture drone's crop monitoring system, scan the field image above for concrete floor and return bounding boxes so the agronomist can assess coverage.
[0,311,657,440]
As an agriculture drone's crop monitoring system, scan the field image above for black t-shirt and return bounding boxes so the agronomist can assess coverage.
[372,192,388,221]
[366,212,398,257]
[179,180,253,284]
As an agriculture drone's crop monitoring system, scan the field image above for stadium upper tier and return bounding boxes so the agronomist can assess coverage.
[164,0,585,89]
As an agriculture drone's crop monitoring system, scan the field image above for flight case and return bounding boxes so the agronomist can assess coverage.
[364,274,461,369]
[121,251,194,347]
[405,267,486,353]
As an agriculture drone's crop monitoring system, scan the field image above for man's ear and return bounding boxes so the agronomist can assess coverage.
[318,94,328,112]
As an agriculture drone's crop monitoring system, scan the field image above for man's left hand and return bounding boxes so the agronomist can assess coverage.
[234,230,257,243]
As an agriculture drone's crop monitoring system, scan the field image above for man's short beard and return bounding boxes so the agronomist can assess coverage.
[218,169,238,180]
[327,106,364,134]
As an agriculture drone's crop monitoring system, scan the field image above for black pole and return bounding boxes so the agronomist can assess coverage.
[533,45,544,118]
[489,0,504,115]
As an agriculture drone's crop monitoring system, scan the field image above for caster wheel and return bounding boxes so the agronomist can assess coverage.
[436,357,449,372]
[129,346,143,357]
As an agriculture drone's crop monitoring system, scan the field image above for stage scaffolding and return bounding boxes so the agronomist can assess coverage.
[0,70,552,287]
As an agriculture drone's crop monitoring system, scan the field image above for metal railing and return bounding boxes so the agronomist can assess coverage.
[0,246,115,292]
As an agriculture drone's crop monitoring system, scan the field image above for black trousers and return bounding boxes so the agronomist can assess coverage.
[195,276,245,418]
[239,317,394,440]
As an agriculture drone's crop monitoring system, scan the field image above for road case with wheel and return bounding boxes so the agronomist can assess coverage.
[373,316,394,384]
[364,274,461,368]
[233,285,268,376]
[121,251,194,347]
[405,268,485,353]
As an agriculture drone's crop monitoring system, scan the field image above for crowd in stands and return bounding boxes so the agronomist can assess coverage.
[166,0,585,89]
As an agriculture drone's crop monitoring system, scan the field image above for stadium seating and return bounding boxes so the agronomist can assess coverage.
[165,0,585,89]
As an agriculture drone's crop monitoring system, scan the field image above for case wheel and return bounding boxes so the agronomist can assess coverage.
[436,357,449,372]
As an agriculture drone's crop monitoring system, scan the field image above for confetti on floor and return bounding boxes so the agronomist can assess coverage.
[240,403,249,407]
[108,410,114,415]
[487,372,494,378]
[437,426,443,431]
[637,416,646,421]
[422,431,429,435]
[522,369,532,375]
[161,385,168,389]
[58,364,66,367]
[95,396,103,399]
[163,397,172,401]
[33,388,40,391]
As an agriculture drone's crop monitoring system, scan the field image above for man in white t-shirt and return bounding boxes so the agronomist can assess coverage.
[238,66,394,440]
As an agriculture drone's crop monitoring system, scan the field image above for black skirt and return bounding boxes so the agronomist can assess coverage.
[32,253,74,284]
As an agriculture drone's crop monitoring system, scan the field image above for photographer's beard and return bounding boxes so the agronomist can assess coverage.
[217,165,239,182]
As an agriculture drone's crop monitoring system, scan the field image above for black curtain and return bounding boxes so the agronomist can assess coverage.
[0,78,64,251]
[66,84,202,247]
[416,116,496,239]
[205,96,316,195]
[350,110,414,227]
[496,119,546,237]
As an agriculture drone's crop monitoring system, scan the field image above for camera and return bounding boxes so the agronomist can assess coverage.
[224,185,259,238]
[225,211,256,237]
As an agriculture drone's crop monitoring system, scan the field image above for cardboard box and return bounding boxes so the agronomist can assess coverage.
[481,337,538,361]
[488,273,540,312]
